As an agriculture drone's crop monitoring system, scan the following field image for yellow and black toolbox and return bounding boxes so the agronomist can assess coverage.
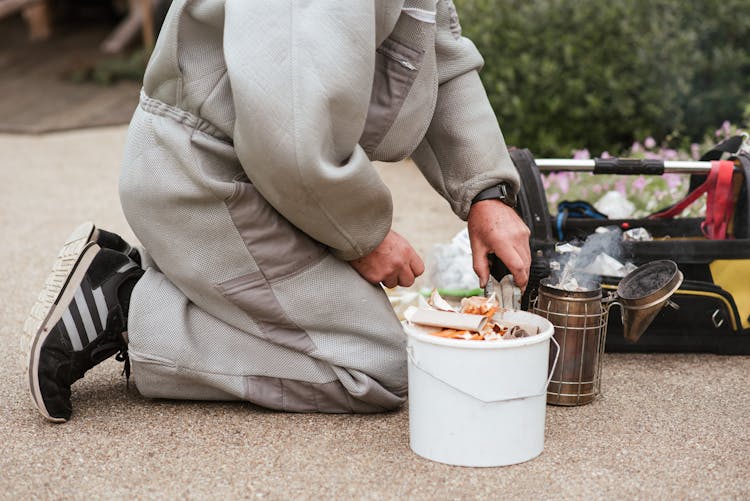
[494,138,750,354]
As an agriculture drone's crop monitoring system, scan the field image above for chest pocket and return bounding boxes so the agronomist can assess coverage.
[359,13,434,155]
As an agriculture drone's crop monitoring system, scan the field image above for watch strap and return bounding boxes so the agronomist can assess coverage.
[471,182,517,208]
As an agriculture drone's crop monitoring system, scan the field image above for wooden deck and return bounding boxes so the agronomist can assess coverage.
[0,17,140,134]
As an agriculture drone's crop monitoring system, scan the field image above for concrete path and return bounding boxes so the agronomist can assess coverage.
[1,127,748,499]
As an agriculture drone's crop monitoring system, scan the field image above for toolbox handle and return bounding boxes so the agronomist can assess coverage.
[593,158,664,175]
[535,135,749,175]
[536,158,722,175]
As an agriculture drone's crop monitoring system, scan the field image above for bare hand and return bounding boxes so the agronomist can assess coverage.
[467,200,531,290]
[349,230,425,288]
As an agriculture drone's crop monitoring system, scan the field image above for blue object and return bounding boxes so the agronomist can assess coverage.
[556,201,608,240]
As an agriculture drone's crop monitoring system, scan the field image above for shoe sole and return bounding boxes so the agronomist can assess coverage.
[21,222,96,374]
[22,222,98,422]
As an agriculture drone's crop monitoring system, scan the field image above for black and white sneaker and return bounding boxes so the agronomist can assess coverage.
[20,222,140,368]
[92,225,141,267]
[25,236,143,422]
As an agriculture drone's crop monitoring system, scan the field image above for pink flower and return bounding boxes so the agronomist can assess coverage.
[632,175,647,192]
[541,174,551,190]
[600,151,611,159]
[555,172,571,193]
[644,137,656,149]
[631,142,642,154]
[714,121,732,138]
[663,173,683,190]
[722,120,732,136]
[662,148,678,160]
[548,192,560,204]
[690,143,701,160]
[573,149,590,160]
[592,184,603,194]
[615,179,627,195]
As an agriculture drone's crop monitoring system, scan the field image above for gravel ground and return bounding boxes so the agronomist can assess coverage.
[1,127,748,499]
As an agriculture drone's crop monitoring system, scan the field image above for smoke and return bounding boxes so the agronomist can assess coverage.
[551,226,626,291]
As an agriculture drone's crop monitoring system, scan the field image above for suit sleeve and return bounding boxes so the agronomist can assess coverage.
[411,0,520,220]
[224,0,392,261]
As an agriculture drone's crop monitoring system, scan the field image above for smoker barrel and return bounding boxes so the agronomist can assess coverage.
[533,279,609,406]
[531,261,684,407]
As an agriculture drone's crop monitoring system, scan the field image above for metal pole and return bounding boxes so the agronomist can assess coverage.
[535,159,716,174]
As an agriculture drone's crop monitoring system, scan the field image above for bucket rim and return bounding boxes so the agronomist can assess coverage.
[403,312,554,350]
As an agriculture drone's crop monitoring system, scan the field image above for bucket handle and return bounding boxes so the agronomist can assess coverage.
[548,335,560,390]
[406,336,560,404]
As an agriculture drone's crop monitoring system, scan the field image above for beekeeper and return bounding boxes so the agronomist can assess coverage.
[27,0,530,422]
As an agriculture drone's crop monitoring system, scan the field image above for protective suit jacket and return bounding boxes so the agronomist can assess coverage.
[137,0,518,260]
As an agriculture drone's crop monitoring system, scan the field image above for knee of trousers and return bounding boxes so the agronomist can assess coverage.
[327,343,409,413]
[384,349,409,395]
[372,348,409,406]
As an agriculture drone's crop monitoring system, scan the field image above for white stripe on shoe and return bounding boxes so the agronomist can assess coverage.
[116,262,138,274]
[74,286,99,344]
[61,309,84,351]
[92,286,108,330]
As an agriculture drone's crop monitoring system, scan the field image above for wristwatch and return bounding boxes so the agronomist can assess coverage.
[471,182,517,209]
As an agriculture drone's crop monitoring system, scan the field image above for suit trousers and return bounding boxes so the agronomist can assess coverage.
[119,102,407,413]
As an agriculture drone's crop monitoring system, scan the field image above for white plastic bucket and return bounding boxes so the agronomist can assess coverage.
[405,310,557,467]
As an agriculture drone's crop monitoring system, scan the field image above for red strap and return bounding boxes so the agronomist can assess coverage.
[649,178,710,219]
[701,160,735,239]
[649,164,720,220]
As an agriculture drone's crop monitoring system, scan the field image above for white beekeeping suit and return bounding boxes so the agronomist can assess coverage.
[119,0,519,411]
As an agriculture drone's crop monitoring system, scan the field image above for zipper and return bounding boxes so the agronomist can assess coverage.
[377,46,417,71]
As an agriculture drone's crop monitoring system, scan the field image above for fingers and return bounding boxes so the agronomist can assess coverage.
[512,230,532,290]
[394,250,424,288]
[467,200,532,291]
[383,260,421,288]
[518,231,532,266]
[491,240,528,288]
[349,230,427,289]
[471,245,490,288]
[513,264,530,292]
[397,268,416,288]
[517,248,531,292]
[410,253,425,278]
[382,275,399,289]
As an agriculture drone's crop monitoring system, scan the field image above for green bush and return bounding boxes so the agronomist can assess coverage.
[455,0,750,156]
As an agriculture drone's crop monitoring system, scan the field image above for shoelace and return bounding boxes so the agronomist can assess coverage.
[90,327,130,389]
[115,348,131,389]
